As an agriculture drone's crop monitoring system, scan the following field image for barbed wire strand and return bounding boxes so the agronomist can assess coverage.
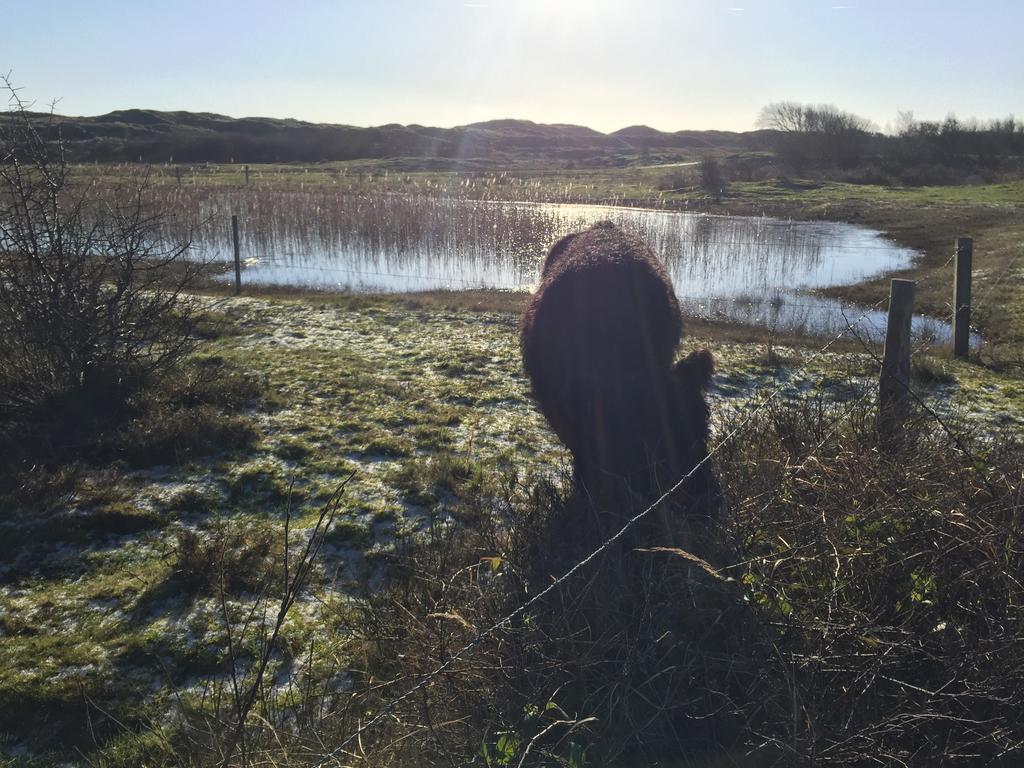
[307,292,891,768]
[203,233,983,763]
[190,228,974,765]
[973,247,1024,315]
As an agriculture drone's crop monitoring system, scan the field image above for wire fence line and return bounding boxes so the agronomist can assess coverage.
[307,293,893,768]
[307,251,978,764]
[973,247,1024,315]
[200,221,987,761]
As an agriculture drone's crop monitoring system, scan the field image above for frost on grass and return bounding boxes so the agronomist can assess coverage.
[3,294,1022,763]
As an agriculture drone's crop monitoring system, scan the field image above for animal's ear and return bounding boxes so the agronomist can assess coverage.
[541,233,578,277]
[674,349,715,391]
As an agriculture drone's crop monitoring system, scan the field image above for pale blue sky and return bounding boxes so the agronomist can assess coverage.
[4,1,1022,132]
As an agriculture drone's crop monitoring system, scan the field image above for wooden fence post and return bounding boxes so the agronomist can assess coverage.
[953,237,973,358]
[232,215,241,296]
[244,164,250,186]
[878,278,916,435]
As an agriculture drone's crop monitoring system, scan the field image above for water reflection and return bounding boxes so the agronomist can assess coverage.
[688,294,959,346]
[185,195,953,343]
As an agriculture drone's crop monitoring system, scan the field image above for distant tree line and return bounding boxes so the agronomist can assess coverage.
[15,102,1024,187]
[757,101,1024,185]
[886,111,1024,173]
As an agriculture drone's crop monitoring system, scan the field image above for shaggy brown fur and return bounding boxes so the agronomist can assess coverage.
[521,222,718,545]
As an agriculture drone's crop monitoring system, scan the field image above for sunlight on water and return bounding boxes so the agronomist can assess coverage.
[181,194,958,343]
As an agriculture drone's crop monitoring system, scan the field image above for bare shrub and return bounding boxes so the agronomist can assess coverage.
[0,80,203,456]
[172,520,282,596]
[716,391,1024,764]
[654,167,690,191]
[699,154,727,199]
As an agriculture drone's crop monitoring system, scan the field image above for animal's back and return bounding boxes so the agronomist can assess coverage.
[522,221,719,555]
[521,223,683,454]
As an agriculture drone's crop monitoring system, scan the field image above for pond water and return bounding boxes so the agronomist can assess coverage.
[190,194,957,344]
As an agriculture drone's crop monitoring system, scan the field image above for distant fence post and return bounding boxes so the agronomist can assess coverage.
[953,237,973,358]
[878,278,916,436]
[175,166,182,186]
[232,214,241,296]
[244,164,250,186]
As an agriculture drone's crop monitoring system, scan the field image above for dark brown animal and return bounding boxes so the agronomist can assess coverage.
[521,222,718,544]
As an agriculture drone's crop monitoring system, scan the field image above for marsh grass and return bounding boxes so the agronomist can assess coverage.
[131,185,576,271]
[82,163,1024,351]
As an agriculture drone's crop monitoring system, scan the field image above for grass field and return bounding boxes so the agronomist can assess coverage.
[4,287,1023,764]
[3,163,1022,764]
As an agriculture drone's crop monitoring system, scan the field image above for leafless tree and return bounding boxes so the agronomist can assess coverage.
[756,101,811,134]
[757,101,874,170]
